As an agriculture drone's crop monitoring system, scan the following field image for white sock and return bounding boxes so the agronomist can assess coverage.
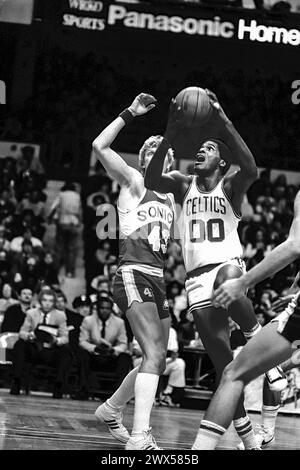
[234,416,259,449]
[192,420,226,450]
[131,372,159,436]
[262,405,279,433]
[107,366,140,410]
[244,322,262,341]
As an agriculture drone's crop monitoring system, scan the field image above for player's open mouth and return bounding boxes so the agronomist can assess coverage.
[196,154,206,162]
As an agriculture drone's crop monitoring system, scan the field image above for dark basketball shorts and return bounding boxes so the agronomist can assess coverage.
[113,267,170,320]
[272,294,300,344]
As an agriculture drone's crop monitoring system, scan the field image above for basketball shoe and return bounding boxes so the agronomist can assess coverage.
[237,426,275,450]
[95,401,130,443]
[125,428,162,450]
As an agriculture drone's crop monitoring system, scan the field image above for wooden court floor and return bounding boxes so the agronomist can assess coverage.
[0,390,299,450]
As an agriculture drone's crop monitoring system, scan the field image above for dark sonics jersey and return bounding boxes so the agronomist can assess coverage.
[117,188,174,274]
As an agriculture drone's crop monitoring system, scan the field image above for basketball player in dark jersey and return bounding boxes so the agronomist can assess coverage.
[145,90,286,449]
[237,273,300,449]
[187,189,300,449]
[92,94,174,450]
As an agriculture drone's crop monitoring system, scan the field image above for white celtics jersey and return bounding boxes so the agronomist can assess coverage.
[178,176,243,273]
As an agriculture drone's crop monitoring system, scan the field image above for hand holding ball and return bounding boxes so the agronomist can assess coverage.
[174,87,213,128]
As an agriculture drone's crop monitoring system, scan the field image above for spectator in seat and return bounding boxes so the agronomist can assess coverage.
[77,291,131,400]
[16,145,45,176]
[10,288,71,398]
[38,252,60,289]
[0,189,16,222]
[1,287,33,334]
[159,324,186,407]
[10,228,43,253]
[90,274,110,294]
[0,283,19,323]
[55,291,82,352]
[19,256,41,293]
[72,294,92,319]
[49,182,82,278]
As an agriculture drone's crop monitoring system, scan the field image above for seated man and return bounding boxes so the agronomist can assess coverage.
[1,287,33,334]
[77,291,132,400]
[10,288,71,398]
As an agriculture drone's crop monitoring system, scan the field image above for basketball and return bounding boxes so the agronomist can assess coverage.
[175,86,212,128]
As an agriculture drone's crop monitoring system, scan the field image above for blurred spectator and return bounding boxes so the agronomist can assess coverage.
[1,287,33,333]
[49,182,82,278]
[10,228,43,253]
[16,145,45,176]
[90,274,111,294]
[38,252,60,289]
[10,288,71,398]
[256,312,267,326]
[0,283,19,322]
[77,291,131,400]
[55,291,83,352]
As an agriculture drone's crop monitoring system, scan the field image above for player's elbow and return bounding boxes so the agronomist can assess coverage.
[92,137,107,157]
[247,165,258,182]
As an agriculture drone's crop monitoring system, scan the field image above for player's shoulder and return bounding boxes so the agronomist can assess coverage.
[167,170,192,183]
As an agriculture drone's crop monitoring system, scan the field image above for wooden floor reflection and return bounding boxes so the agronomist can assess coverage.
[0,389,299,450]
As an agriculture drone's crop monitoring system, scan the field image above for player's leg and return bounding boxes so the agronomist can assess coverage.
[215,263,287,392]
[192,306,258,449]
[125,301,169,449]
[192,322,292,449]
[96,270,168,447]
[256,354,295,447]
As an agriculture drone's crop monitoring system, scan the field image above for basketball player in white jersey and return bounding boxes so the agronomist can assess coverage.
[92,93,175,450]
[145,90,286,449]
[189,190,300,450]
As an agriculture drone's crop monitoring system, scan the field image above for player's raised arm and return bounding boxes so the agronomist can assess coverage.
[206,89,258,192]
[213,190,300,308]
[92,93,157,187]
[144,99,190,197]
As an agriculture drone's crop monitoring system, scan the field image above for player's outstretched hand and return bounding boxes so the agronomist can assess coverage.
[205,88,230,124]
[212,278,246,309]
[128,93,157,116]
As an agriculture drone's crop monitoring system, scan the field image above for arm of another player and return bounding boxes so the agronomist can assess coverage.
[144,99,190,197]
[213,191,300,309]
[92,93,157,189]
[206,90,258,205]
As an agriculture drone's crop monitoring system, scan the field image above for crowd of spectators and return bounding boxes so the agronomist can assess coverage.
[1,44,299,173]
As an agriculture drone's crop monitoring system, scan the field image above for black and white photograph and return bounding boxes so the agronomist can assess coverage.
[0,0,300,456]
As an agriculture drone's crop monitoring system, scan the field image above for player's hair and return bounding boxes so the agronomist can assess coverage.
[202,138,232,175]
[139,135,174,175]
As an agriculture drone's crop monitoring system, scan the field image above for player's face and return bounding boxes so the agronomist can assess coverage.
[194,141,222,175]
[143,144,170,173]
